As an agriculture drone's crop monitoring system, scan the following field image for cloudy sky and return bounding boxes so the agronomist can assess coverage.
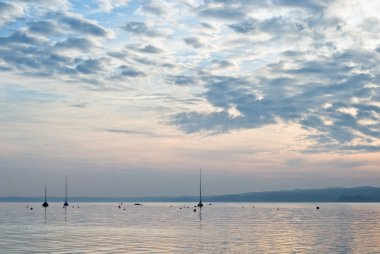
[0,0,380,197]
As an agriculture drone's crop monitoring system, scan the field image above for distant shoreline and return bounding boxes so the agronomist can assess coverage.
[2,186,380,203]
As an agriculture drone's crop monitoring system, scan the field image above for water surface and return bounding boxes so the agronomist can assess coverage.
[1,202,380,253]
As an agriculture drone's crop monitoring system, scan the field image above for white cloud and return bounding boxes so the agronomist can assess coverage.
[94,0,130,12]
[0,2,25,26]
[0,0,380,154]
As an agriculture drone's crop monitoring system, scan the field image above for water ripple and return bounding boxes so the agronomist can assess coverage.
[1,203,380,253]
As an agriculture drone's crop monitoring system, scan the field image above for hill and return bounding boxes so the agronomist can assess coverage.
[1,186,380,203]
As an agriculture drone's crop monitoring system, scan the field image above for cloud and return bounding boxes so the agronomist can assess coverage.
[55,37,94,51]
[59,15,112,38]
[0,0,379,156]
[119,65,146,77]
[139,44,163,54]
[171,48,380,152]
[105,128,169,138]
[228,17,307,38]
[171,76,276,133]
[170,75,198,86]
[198,7,246,20]
[129,44,164,54]
[341,145,380,152]
[17,0,71,10]
[0,30,101,79]
[76,59,106,74]
[229,20,255,33]
[0,43,71,73]
[27,20,61,36]
[138,0,167,16]
[94,0,130,12]
[183,37,204,48]
[123,21,163,37]
[0,2,25,26]
[211,59,234,69]
[200,22,216,30]
[0,31,45,46]
[203,0,328,13]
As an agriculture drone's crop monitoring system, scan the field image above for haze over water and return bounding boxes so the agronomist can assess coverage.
[1,202,380,253]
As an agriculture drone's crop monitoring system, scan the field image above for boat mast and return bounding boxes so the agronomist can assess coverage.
[200,168,202,203]
[65,176,67,203]
[198,168,203,207]
[63,176,69,207]
[42,184,49,207]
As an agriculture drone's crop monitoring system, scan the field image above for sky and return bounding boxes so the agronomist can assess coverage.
[0,0,380,197]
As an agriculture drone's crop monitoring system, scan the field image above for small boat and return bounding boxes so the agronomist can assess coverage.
[63,176,69,207]
[197,168,203,208]
[42,184,49,208]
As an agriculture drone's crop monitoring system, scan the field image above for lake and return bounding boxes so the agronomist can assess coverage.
[1,202,380,253]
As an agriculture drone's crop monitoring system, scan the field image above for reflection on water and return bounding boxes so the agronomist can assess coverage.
[64,207,67,224]
[44,207,47,224]
[1,202,380,253]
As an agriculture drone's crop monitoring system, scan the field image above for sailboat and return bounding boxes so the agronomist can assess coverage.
[63,176,69,207]
[197,168,203,207]
[42,184,49,208]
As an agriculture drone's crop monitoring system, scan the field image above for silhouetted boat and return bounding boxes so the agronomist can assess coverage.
[42,184,49,208]
[197,168,203,208]
[63,176,69,207]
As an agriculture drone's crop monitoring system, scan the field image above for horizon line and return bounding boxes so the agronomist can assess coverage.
[1,185,379,199]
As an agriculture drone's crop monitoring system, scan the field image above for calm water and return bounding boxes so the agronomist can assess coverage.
[1,202,380,253]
